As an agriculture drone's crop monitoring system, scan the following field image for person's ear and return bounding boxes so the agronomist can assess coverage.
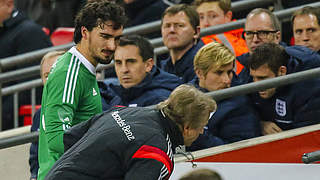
[193,26,201,40]
[145,58,154,73]
[225,11,233,22]
[182,124,192,137]
[81,26,89,40]
[278,65,287,76]
[195,69,205,80]
[274,31,281,43]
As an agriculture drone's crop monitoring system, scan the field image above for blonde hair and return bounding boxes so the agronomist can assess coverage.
[40,51,65,78]
[194,42,235,76]
[157,84,216,129]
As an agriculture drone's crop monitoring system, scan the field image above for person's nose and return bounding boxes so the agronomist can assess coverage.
[168,25,176,32]
[203,16,210,28]
[301,31,310,41]
[106,38,116,51]
[119,63,129,74]
[252,33,260,42]
[222,72,232,85]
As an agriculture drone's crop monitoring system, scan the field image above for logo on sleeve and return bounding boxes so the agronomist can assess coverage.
[93,88,97,96]
[275,99,286,117]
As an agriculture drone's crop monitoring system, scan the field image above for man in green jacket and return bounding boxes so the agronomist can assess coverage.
[38,1,127,179]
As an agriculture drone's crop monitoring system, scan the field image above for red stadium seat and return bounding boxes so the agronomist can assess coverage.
[50,27,75,46]
[19,105,41,126]
[290,37,295,46]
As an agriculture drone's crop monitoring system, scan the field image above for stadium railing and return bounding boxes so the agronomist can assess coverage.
[1,0,320,142]
[1,64,320,149]
[0,0,282,130]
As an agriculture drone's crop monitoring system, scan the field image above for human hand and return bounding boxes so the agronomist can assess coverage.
[261,121,282,135]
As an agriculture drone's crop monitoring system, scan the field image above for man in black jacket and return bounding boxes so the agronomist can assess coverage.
[0,0,52,130]
[45,84,217,180]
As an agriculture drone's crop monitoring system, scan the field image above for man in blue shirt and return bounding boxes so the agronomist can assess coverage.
[248,43,320,135]
[238,8,320,84]
[100,35,182,110]
[160,4,204,83]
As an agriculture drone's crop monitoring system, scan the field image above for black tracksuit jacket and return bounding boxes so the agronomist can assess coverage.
[45,107,184,180]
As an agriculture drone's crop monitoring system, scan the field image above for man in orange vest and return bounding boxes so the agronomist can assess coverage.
[193,0,248,74]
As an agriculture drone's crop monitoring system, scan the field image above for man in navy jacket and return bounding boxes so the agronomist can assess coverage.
[160,4,204,83]
[237,8,320,83]
[248,43,320,135]
[188,42,261,151]
[99,35,182,110]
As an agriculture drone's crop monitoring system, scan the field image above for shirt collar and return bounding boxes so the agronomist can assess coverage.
[69,46,96,75]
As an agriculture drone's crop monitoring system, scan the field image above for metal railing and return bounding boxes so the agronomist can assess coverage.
[0,0,283,130]
[152,1,320,48]
[1,0,320,143]
[2,0,311,83]
[1,65,320,149]
[0,0,278,71]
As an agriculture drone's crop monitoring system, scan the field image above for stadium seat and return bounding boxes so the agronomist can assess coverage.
[290,37,295,46]
[50,27,75,46]
[19,105,41,126]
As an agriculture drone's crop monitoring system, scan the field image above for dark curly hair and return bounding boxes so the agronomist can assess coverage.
[74,0,127,44]
[248,43,289,74]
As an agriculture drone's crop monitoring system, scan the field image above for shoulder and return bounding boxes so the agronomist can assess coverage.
[152,67,182,90]
[159,58,171,69]
[236,53,250,66]
[286,45,320,63]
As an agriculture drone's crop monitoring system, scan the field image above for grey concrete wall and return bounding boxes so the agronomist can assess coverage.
[0,143,30,180]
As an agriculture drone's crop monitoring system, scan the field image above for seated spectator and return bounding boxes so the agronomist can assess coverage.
[29,51,64,180]
[179,168,223,180]
[188,42,261,151]
[0,0,52,59]
[0,0,52,130]
[160,4,204,83]
[99,35,182,110]
[292,6,320,53]
[44,84,217,179]
[238,8,320,83]
[193,0,249,74]
[14,0,51,27]
[248,43,320,135]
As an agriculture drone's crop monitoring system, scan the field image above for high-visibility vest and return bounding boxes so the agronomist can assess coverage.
[201,28,249,75]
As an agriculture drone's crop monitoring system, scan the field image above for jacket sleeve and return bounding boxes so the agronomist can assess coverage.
[217,101,262,143]
[42,70,82,156]
[189,96,261,151]
[188,130,225,151]
[29,110,41,179]
[16,20,52,55]
[125,135,173,180]
[292,80,320,128]
[63,112,105,151]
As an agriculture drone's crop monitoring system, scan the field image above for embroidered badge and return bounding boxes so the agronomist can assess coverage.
[93,88,97,96]
[275,99,286,117]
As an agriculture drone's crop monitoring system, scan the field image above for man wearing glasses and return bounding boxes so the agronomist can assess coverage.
[237,8,320,136]
[237,8,320,83]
